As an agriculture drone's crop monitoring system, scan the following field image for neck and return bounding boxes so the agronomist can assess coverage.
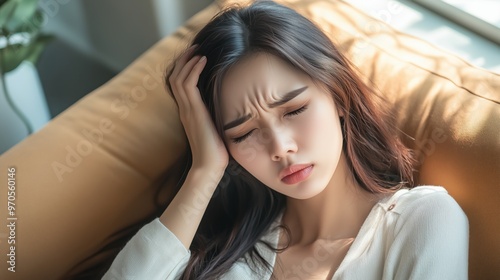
[282,152,384,245]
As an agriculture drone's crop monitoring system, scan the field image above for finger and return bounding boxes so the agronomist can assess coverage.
[169,47,197,99]
[177,55,203,87]
[169,53,199,110]
[170,45,197,80]
[172,55,203,111]
[184,56,207,106]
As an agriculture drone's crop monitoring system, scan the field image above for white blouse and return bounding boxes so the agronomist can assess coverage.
[103,185,469,280]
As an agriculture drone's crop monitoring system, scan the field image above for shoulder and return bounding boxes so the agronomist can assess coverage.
[377,186,469,278]
[381,185,459,214]
[382,185,468,235]
[384,184,446,203]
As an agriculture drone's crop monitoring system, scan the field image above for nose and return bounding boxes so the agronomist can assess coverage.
[267,127,298,161]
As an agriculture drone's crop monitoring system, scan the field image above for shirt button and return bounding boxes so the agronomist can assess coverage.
[388,203,396,211]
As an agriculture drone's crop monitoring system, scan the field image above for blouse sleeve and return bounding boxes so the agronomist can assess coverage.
[384,190,469,280]
[102,218,191,280]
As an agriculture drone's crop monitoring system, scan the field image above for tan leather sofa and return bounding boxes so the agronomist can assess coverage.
[1,0,499,279]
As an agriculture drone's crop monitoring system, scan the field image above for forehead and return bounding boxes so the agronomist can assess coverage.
[220,52,311,118]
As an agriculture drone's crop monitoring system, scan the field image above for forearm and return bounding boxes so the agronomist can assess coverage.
[159,168,224,249]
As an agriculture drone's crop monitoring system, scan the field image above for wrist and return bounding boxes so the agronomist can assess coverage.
[189,165,226,178]
[186,167,225,190]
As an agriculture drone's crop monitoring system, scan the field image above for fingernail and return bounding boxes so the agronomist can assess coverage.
[199,56,206,62]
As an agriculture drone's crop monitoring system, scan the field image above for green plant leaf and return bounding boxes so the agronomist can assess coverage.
[0,1,17,31]
[0,0,39,33]
[0,34,52,73]
[14,9,43,35]
[0,43,26,73]
[24,33,52,64]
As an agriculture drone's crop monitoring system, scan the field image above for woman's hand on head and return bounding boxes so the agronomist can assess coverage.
[169,45,229,173]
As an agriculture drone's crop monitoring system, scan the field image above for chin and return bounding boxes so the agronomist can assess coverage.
[280,181,328,200]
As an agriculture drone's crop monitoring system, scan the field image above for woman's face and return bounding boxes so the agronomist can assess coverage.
[220,52,344,199]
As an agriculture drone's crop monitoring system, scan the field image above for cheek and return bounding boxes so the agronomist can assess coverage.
[298,103,342,146]
[228,142,271,186]
[227,140,260,170]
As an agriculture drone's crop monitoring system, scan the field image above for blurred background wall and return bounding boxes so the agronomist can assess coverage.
[37,0,212,117]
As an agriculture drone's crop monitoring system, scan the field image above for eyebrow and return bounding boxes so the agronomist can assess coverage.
[223,86,308,131]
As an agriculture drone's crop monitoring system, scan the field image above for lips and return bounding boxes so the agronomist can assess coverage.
[280,164,314,185]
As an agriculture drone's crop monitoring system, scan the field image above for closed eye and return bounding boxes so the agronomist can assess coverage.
[285,105,307,117]
[231,129,255,144]
[230,105,308,144]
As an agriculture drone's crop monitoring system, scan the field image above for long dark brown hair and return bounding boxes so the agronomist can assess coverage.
[165,1,415,279]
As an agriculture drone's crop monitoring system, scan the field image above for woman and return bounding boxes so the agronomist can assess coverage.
[104,1,469,279]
